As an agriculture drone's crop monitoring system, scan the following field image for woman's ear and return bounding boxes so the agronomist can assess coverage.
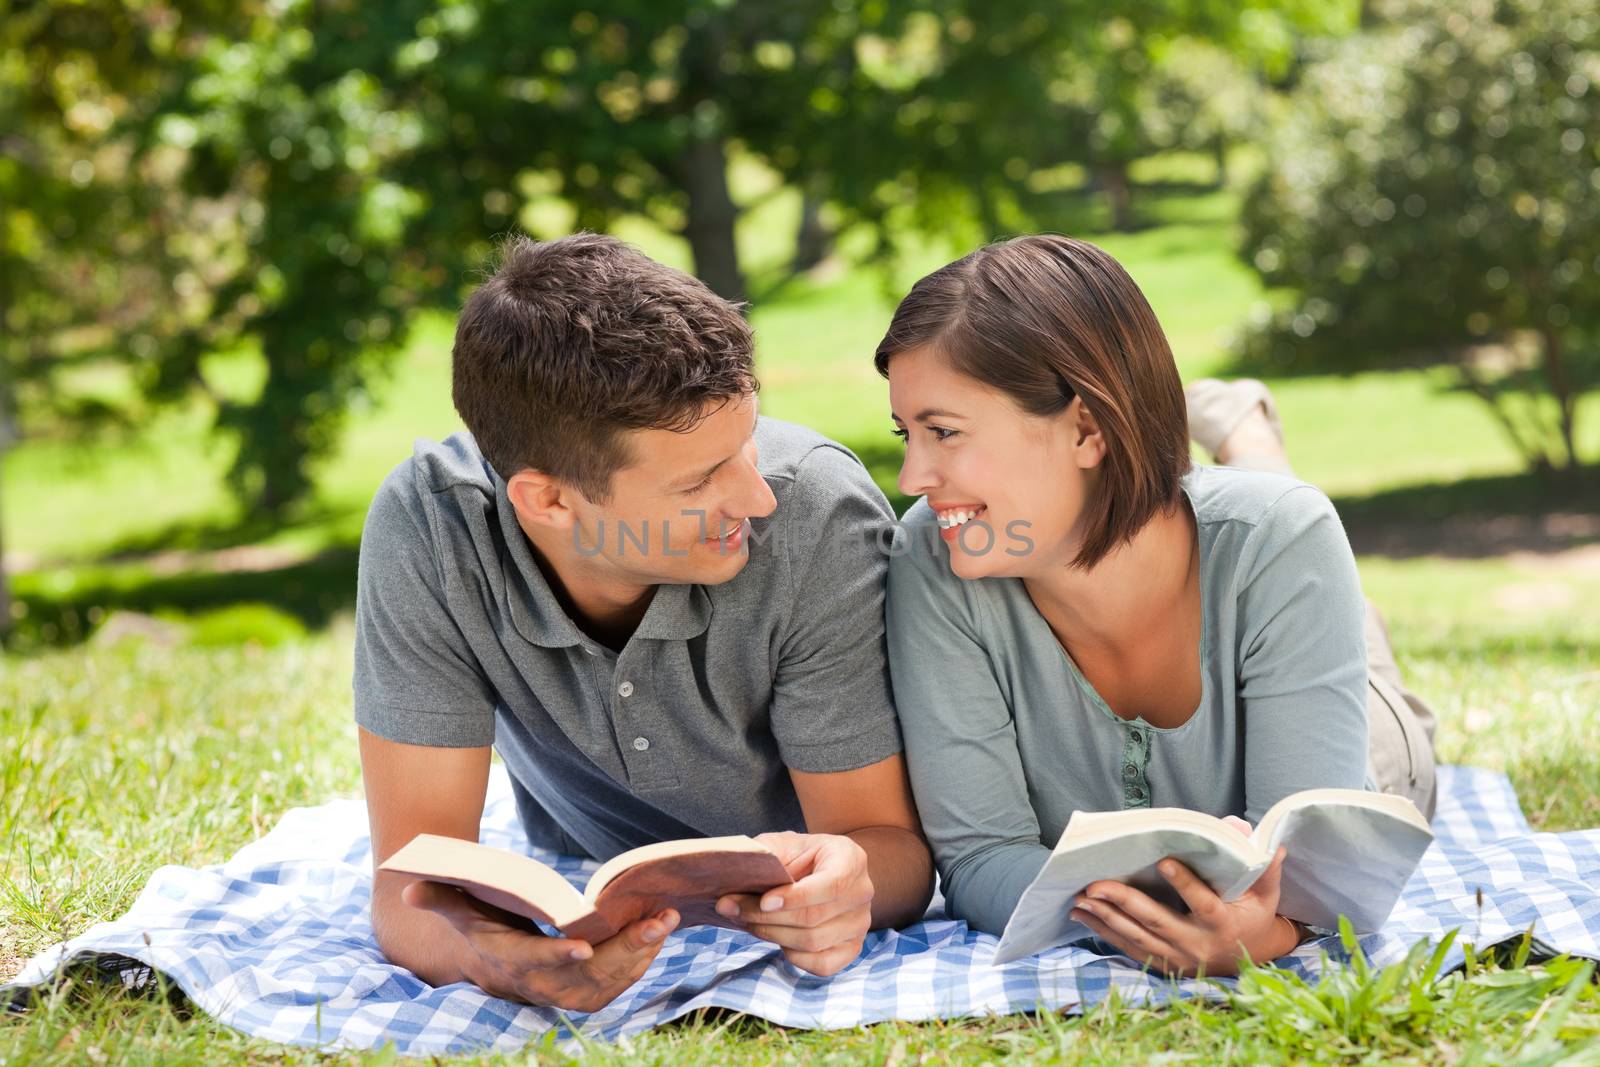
[506,469,575,530]
[1068,396,1108,469]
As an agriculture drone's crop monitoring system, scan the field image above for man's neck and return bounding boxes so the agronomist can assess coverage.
[520,518,657,651]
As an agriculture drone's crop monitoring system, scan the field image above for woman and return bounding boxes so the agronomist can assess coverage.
[878,234,1437,977]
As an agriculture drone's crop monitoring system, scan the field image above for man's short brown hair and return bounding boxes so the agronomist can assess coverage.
[873,234,1191,569]
[452,232,758,501]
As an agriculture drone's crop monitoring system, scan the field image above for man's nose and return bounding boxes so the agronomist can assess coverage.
[735,453,777,519]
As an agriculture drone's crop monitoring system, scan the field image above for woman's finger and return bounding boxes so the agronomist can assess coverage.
[1157,859,1227,924]
[1084,882,1193,942]
[1248,846,1289,903]
[1071,905,1185,975]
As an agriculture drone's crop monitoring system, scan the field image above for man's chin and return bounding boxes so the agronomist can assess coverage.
[645,540,752,585]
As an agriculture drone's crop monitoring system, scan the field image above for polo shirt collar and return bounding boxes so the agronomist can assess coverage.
[495,477,713,648]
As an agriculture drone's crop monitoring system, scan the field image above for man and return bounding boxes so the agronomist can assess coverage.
[355,232,933,1013]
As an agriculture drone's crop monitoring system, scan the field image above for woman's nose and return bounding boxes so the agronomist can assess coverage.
[897,442,939,499]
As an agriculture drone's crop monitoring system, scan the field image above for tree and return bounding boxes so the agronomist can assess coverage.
[1238,0,1600,472]
[1,0,230,636]
[4,0,1348,595]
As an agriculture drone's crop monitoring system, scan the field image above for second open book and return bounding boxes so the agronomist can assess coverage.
[993,787,1435,964]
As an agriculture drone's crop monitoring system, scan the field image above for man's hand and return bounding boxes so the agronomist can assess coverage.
[713,830,874,976]
[404,881,678,1012]
[1068,845,1300,978]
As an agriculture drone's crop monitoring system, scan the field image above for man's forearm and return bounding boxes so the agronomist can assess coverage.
[848,825,935,929]
[371,873,474,987]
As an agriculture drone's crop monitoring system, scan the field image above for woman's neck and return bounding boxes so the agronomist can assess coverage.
[1021,498,1198,655]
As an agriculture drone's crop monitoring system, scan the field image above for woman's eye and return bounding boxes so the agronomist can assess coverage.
[931,426,959,441]
[890,426,909,441]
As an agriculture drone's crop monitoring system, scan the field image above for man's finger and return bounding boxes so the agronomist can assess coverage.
[760,839,864,914]
[403,880,527,931]
[780,938,865,978]
[402,882,594,965]
[751,831,812,868]
[715,893,761,922]
[741,908,869,954]
[582,911,677,984]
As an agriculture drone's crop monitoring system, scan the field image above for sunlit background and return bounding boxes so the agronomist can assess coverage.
[4,0,1600,1041]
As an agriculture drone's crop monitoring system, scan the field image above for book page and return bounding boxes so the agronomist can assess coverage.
[378,834,593,932]
[1258,797,1434,931]
[583,835,783,901]
[1254,788,1428,849]
[587,842,793,935]
[993,816,1269,965]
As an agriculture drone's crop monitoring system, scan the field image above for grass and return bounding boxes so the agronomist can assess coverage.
[4,156,1599,1061]
[2,623,1598,1064]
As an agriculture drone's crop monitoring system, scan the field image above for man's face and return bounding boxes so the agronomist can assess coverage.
[568,392,778,586]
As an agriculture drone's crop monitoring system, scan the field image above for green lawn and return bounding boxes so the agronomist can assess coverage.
[4,171,1599,1062]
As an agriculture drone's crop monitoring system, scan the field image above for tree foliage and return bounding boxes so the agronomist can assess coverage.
[4,0,1345,572]
[1239,0,1600,471]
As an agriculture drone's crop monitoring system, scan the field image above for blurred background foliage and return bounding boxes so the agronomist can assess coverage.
[2,0,1597,648]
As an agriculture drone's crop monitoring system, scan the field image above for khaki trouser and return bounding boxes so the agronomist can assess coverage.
[1363,599,1439,820]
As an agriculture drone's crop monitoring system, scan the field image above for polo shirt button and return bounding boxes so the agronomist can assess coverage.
[632,736,650,751]
[1123,764,1138,780]
[618,681,634,698]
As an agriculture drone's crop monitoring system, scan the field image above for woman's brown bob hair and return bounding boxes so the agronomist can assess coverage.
[873,234,1191,569]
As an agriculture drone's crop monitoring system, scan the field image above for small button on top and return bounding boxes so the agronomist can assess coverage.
[618,681,635,698]
[632,736,650,751]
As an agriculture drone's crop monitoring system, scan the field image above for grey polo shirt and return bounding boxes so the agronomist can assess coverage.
[353,416,903,862]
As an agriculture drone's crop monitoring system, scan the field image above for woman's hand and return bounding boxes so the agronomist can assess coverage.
[1069,845,1300,978]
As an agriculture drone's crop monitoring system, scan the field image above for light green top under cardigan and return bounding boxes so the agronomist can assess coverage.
[885,465,1371,937]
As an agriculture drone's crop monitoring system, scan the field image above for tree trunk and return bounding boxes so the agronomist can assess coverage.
[1098,162,1135,231]
[0,446,10,642]
[1457,359,1553,471]
[791,188,830,274]
[679,133,746,304]
[1212,137,1229,188]
[1539,326,1582,470]
[0,404,13,641]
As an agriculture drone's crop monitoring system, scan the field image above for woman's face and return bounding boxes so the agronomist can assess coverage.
[888,345,1104,580]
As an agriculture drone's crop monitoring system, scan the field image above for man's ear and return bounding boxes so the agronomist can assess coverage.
[1068,396,1108,469]
[505,469,576,530]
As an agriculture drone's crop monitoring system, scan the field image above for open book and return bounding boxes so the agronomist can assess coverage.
[381,833,793,944]
[992,788,1434,964]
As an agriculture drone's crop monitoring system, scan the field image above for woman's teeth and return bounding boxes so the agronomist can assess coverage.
[936,506,987,529]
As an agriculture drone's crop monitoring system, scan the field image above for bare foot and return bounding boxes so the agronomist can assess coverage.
[1215,406,1291,469]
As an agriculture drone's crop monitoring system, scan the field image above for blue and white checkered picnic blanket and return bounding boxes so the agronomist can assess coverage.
[9,764,1600,1055]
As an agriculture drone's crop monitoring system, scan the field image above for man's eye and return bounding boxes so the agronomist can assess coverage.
[683,474,714,494]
